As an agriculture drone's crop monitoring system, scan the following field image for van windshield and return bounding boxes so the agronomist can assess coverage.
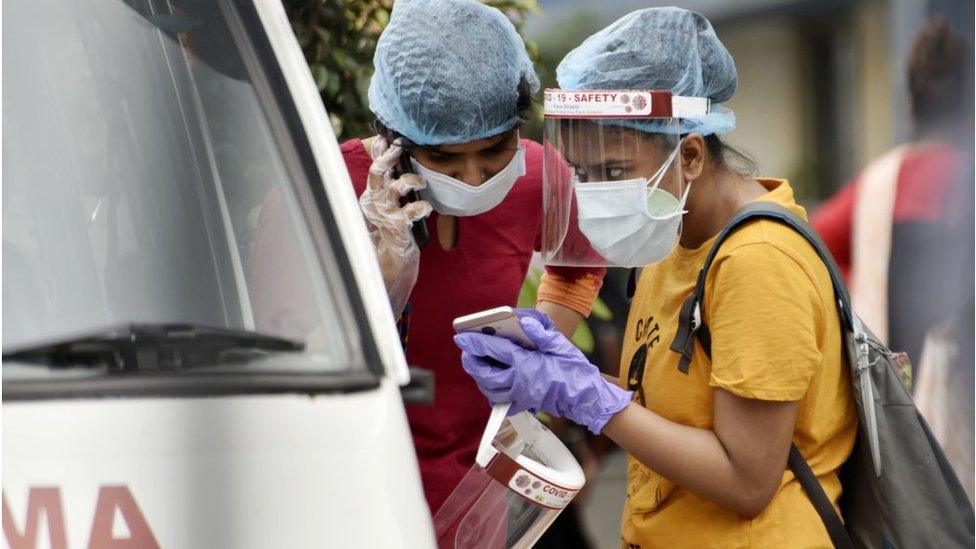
[3,0,362,377]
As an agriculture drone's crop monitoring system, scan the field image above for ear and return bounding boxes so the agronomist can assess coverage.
[680,133,705,182]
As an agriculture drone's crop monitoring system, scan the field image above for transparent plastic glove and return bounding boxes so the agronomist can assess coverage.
[359,137,433,318]
[454,313,632,434]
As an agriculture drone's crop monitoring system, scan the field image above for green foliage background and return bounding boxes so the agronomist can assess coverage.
[282,0,540,141]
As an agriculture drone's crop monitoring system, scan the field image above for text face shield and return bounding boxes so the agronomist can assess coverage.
[434,404,585,549]
[542,90,706,268]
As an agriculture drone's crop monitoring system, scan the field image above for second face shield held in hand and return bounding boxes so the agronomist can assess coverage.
[541,89,710,268]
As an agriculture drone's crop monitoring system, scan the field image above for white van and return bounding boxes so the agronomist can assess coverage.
[2,0,435,546]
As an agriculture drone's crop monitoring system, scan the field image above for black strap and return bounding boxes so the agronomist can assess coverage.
[397,302,413,352]
[670,294,699,373]
[667,201,855,548]
[686,202,854,330]
[697,324,852,547]
[626,268,638,299]
[789,446,854,549]
[670,202,854,375]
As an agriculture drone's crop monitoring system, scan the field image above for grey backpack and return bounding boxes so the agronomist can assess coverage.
[669,202,974,548]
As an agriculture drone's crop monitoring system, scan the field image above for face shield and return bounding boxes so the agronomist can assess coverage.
[541,89,710,267]
[433,404,586,548]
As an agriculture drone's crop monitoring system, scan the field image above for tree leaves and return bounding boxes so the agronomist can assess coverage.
[283,0,538,141]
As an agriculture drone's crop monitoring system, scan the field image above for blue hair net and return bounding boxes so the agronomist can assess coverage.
[556,7,737,136]
[368,0,540,146]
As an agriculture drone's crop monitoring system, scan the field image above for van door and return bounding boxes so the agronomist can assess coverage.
[2,0,434,545]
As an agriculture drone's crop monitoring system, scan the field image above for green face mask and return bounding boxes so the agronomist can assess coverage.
[646,186,683,217]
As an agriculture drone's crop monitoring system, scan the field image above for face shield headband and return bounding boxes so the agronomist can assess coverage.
[543,89,710,123]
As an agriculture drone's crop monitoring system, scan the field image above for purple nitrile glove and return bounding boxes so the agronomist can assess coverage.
[514,308,558,335]
[454,312,632,434]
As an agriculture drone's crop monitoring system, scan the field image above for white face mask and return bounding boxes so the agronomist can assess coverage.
[573,145,689,266]
[410,147,526,217]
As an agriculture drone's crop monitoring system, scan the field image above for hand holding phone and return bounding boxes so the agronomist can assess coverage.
[361,137,433,317]
[392,143,431,249]
[453,306,536,350]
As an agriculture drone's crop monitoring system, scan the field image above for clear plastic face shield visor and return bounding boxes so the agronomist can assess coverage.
[542,89,710,267]
[433,404,586,548]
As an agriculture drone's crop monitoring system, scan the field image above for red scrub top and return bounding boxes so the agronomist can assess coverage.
[250,138,603,514]
[340,138,604,513]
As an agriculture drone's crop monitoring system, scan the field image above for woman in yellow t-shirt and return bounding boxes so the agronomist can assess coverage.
[454,7,857,548]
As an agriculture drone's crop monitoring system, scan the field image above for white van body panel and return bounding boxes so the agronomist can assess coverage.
[2,378,434,547]
[2,0,435,545]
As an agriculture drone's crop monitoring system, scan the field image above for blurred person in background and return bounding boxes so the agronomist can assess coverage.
[810,17,974,501]
[251,0,605,517]
[811,17,973,364]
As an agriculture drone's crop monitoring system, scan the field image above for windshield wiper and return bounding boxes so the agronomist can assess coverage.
[2,323,305,372]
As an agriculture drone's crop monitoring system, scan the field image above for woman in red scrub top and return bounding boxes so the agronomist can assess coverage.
[251,0,604,514]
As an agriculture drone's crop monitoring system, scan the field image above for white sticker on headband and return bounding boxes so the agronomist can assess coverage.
[544,89,710,119]
[544,89,661,118]
[507,467,579,510]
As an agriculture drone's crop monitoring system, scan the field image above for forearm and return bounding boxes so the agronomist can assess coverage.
[536,301,583,338]
[536,269,604,335]
[602,403,781,517]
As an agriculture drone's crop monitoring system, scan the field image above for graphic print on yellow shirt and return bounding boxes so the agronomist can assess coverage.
[617,180,857,548]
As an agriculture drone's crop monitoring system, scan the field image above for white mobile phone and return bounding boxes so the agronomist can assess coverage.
[452,306,536,349]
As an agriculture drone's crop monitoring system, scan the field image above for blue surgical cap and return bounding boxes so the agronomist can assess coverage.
[557,7,737,136]
[368,0,540,146]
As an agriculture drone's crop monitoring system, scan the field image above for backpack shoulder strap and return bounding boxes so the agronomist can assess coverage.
[667,201,855,549]
[669,201,854,373]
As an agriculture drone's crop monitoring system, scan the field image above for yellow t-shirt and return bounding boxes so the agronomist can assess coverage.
[618,179,857,548]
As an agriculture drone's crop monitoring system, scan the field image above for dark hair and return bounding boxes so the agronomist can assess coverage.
[702,133,757,176]
[908,17,972,131]
[585,127,757,177]
[372,75,535,147]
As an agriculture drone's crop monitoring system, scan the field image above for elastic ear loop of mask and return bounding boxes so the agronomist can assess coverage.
[645,141,690,216]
